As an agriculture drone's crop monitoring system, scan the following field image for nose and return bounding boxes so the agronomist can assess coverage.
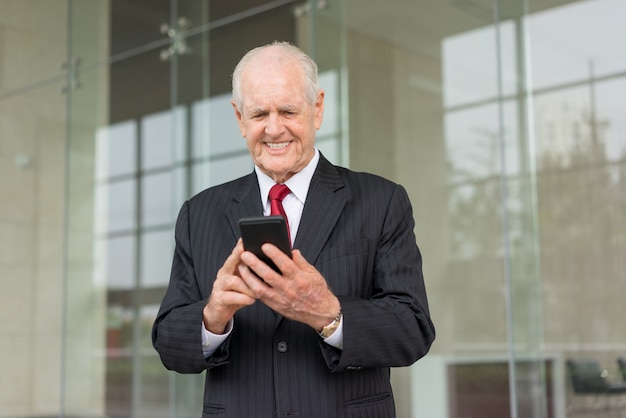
[265,112,284,137]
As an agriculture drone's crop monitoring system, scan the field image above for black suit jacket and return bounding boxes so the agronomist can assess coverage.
[152,154,435,417]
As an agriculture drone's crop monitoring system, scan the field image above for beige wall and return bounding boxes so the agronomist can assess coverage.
[0,2,109,416]
[0,2,67,416]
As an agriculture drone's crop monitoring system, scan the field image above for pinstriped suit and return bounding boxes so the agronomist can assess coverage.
[152,153,435,418]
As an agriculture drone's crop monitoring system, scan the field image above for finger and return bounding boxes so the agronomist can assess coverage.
[218,290,256,307]
[219,270,257,298]
[290,249,310,269]
[240,249,277,279]
[209,288,256,311]
[238,263,273,294]
[204,289,255,333]
[220,239,245,275]
[261,243,295,274]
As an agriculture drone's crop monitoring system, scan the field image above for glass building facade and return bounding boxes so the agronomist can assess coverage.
[1,0,625,417]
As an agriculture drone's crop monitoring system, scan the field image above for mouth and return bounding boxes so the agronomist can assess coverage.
[265,141,291,150]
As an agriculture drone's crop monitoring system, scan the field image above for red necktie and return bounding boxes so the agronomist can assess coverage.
[269,183,291,243]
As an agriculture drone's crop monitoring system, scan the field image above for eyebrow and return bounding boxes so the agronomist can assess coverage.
[278,104,299,112]
[246,103,301,115]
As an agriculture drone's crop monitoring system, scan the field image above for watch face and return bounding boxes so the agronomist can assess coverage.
[320,328,334,338]
[320,314,341,338]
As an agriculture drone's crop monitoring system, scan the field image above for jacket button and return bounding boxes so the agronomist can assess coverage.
[276,341,288,352]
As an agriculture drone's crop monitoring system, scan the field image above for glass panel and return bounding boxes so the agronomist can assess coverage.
[63,1,112,416]
[105,304,133,416]
[95,179,137,234]
[526,1,626,416]
[95,120,138,180]
[316,69,343,164]
[96,235,137,290]
[528,3,626,412]
[338,0,512,414]
[5,0,622,417]
[141,106,187,170]
[445,102,520,183]
[304,0,347,166]
[192,155,253,194]
[443,21,518,108]
[598,79,626,164]
[140,230,174,288]
[110,47,172,124]
[190,94,247,159]
[136,305,171,418]
[528,0,626,91]
[141,172,173,227]
[110,0,170,57]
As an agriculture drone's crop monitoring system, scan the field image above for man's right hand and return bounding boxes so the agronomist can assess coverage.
[202,239,257,334]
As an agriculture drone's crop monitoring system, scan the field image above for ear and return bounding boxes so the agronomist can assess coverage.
[231,99,246,137]
[314,90,325,130]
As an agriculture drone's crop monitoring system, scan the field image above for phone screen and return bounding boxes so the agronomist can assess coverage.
[239,216,291,273]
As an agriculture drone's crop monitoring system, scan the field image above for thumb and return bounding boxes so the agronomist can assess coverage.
[222,239,244,273]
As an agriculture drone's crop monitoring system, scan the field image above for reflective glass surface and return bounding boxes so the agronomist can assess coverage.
[2,0,625,417]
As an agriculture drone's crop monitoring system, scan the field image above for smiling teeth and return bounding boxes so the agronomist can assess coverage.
[267,142,289,149]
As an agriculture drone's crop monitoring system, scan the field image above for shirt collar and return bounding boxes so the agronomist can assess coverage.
[256,148,320,207]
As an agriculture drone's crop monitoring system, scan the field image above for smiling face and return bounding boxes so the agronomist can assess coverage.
[232,48,324,183]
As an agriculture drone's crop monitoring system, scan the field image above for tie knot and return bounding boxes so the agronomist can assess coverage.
[269,183,291,202]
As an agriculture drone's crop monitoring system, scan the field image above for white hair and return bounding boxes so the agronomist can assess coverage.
[231,41,320,111]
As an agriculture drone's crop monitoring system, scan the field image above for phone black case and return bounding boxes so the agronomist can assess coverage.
[239,216,292,273]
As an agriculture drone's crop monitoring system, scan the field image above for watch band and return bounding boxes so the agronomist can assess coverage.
[318,311,342,338]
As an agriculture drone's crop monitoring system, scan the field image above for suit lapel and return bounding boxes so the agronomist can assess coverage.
[225,172,264,239]
[294,154,346,264]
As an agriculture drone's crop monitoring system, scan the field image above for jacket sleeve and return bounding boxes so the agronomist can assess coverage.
[326,184,435,372]
[151,201,231,373]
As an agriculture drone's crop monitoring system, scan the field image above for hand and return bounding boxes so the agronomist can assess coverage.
[203,239,257,334]
[238,244,341,331]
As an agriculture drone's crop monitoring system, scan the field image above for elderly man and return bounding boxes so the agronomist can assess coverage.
[152,41,435,418]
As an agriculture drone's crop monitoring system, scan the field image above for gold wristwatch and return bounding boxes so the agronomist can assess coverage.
[318,311,342,338]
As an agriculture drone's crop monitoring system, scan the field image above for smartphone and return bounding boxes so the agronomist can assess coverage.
[239,216,292,273]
